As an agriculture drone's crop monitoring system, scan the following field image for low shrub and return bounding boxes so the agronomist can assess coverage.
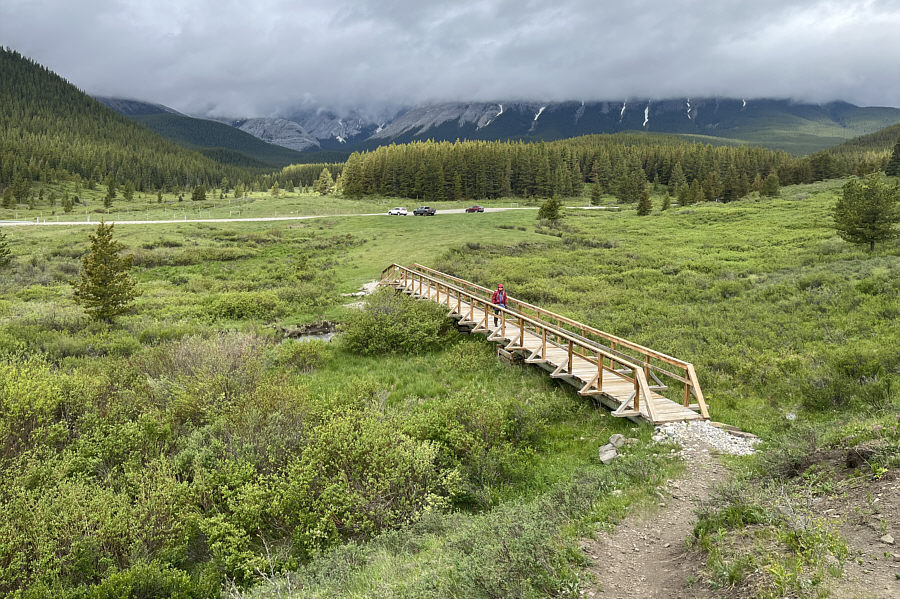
[275,339,331,372]
[207,292,282,321]
[340,289,455,355]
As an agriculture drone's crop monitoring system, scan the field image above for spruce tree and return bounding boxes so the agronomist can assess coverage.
[2,186,13,209]
[192,185,206,201]
[834,175,899,251]
[314,168,334,195]
[538,196,562,221]
[636,186,652,215]
[270,181,280,198]
[62,194,73,213]
[123,181,135,202]
[662,193,671,211]
[761,173,780,197]
[668,162,686,194]
[591,183,603,206]
[72,222,139,322]
[0,229,11,268]
[886,139,900,177]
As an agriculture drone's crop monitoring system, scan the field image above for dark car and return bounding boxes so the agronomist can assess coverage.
[413,206,436,216]
[465,205,484,213]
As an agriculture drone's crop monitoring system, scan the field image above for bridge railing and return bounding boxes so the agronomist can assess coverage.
[381,263,661,420]
[384,263,709,420]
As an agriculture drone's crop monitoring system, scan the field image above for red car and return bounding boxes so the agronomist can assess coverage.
[465,205,484,213]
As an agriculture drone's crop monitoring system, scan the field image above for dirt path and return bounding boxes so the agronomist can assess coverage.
[581,441,726,598]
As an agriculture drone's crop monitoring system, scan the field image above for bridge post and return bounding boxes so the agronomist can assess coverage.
[519,318,524,347]
[501,310,506,338]
[597,355,603,392]
[633,378,641,412]
[541,327,547,360]
[568,341,573,374]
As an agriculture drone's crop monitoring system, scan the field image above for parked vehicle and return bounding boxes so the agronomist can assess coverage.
[465,205,485,213]
[388,207,408,215]
[413,206,436,216]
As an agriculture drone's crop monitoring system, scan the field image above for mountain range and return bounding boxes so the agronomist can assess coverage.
[99,96,900,160]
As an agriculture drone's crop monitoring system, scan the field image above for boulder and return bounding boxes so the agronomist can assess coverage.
[598,443,618,464]
[609,434,626,448]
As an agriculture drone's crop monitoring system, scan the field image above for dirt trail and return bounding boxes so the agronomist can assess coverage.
[581,441,725,598]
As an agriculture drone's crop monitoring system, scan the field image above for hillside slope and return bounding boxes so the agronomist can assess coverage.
[0,48,249,189]
[132,113,310,167]
[95,97,311,167]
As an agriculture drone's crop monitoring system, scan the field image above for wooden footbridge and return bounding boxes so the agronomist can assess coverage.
[380,264,710,425]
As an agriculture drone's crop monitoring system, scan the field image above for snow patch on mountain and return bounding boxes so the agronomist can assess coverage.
[643,106,650,127]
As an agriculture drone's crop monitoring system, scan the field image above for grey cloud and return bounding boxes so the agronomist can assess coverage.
[2,0,899,116]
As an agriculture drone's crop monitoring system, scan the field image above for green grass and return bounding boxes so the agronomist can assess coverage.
[0,183,542,224]
[1,179,897,598]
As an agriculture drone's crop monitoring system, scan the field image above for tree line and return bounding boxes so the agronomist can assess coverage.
[337,133,894,203]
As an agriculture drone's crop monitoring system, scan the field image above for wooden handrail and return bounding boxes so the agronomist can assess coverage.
[382,264,660,420]
[410,263,689,369]
[404,263,707,413]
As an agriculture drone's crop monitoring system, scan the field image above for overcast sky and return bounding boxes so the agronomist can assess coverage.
[2,0,900,116]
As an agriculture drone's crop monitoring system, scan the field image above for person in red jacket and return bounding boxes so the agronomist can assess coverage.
[491,283,508,327]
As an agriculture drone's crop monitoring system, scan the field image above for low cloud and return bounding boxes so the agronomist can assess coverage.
[2,0,899,116]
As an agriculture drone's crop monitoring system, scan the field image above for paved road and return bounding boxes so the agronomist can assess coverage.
[0,206,540,228]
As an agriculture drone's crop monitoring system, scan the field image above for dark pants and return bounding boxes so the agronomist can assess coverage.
[492,305,506,326]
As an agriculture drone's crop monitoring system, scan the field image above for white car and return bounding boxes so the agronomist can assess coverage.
[388,207,408,216]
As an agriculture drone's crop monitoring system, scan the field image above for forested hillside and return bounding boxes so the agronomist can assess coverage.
[339,133,892,203]
[127,113,310,168]
[0,48,251,191]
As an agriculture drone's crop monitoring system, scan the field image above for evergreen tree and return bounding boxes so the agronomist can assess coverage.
[885,139,900,176]
[270,181,280,197]
[761,173,780,197]
[752,173,763,192]
[662,193,671,210]
[104,186,114,208]
[834,175,899,251]
[122,181,135,202]
[0,229,11,268]
[192,185,207,201]
[452,174,464,201]
[636,186,652,216]
[537,196,562,221]
[677,182,692,206]
[157,190,163,203]
[62,194,73,213]
[702,171,723,201]
[72,222,139,322]
[668,162,686,194]
[48,190,57,207]
[314,168,334,195]
[2,186,13,208]
[591,183,603,206]
[723,166,741,202]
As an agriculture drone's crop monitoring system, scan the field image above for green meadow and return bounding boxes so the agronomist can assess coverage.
[0,180,897,598]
